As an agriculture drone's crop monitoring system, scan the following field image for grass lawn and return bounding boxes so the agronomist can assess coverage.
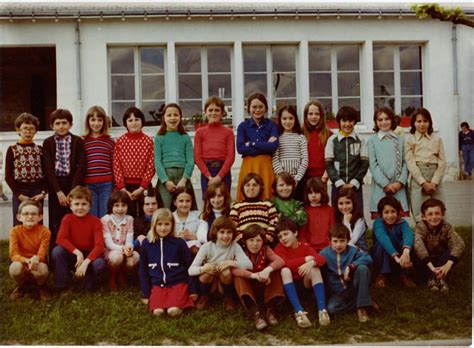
[0,227,472,345]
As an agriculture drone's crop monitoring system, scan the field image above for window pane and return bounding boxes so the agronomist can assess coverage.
[374,97,396,111]
[309,73,331,97]
[208,47,231,73]
[338,98,361,116]
[373,72,394,96]
[177,47,201,73]
[401,97,423,116]
[275,98,297,113]
[111,76,135,100]
[180,100,203,120]
[273,73,296,98]
[400,45,422,70]
[140,47,165,74]
[112,101,135,126]
[178,75,202,99]
[142,101,165,126]
[208,74,232,98]
[243,46,266,72]
[309,45,331,71]
[337,46,359,71]
[142,75,165,100]
[401,71,422,95]
[338,72,360,97]
[318,98,333,114]
[244,73,267,97]
[110,48,134,74]
[272,46,296,71]
[373,45,394,70]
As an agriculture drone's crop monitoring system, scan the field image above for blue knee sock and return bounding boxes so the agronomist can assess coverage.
[312,283,327,311]
[283,282,304,313]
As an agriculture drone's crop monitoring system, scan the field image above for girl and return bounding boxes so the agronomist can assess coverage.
[133,188,163,251]
[139,208,194,316]
[101,190,139,290]
[155,103,196,210]
[372,196,416,288]
[458,121,473,179]
[405,108,446,221]
[300,177,335,252]
[83,105,115,218]
[334,187,368,251]
[194,96,235,194]
[188,216,252,310]
[366,107,409,219]
[271,172,307,227]
[232,225,285,330]
[236,93,279,201]
[271,105,308,184]
[229,173,279,246]
[196,182,232,245]
[113,107,155,218]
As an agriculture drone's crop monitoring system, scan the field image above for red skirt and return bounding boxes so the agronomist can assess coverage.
[148,283,195,311]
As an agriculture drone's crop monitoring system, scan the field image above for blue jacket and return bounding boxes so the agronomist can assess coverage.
[139,235,192,299]
[237,118,279,157]
[372,217,414,257]
[320,245,372,294]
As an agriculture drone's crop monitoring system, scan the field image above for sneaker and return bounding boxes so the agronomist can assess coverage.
[427,278,439,291]
[375,274,386,288]
[438,279,449,292]
[372,300,380,311]
[400,274,416,288]
[9,287,25,300]
[223,295,237,311]
[318,309,331,326]
[195,295,208,310]
[253,311,268,331]
[294,311,312,328]
[357,308,369,323]
[265,306,279,326]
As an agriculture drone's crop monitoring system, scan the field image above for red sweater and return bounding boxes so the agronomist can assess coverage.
[113,131,155,189]
[56,214,104,261]
[300,205,335,252]
[274,241,326,280]
[306,130,332,177]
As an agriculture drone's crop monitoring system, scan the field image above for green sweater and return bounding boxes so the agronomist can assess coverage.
[154,131,194,182]
[271,197,307,226]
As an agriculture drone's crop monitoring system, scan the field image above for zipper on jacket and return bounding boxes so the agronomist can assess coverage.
[160,238,166,284]
[345,138,349,183]
[337,253,347,289]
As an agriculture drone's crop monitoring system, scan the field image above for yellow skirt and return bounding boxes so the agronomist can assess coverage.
[236,155,274,201]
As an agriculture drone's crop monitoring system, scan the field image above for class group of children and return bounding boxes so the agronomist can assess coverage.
[7,93,466,331]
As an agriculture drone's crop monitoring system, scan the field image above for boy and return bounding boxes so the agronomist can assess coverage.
[5,113,47,225]
[320,224,374,323]
[9,200,51,300]
[414,198,465,292]
[325,106,369,210]
[51,186,105,293]
[43,108,85,246]
[274,219,330,328]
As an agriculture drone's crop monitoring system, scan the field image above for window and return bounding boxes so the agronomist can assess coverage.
[243,45,297,116]
[373,44,423,116]
[109,46,165,127]
[309,45,361,116]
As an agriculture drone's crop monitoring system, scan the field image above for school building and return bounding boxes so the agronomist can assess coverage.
[1,2,473,191]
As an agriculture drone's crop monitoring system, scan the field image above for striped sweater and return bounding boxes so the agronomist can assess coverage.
[83,135,115,184]
[272,133,308,182]
[229,200,279,240]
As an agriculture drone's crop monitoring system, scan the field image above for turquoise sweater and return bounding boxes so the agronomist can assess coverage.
[154,131,194,182]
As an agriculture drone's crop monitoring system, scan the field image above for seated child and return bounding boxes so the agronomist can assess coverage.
[9,200,51,300]
[320,224,374,323]
[274,219,330,328]
[414,198,465,292]
[52,186,106,293]
[188,217,252,310]
[133,188,162,251]
[139,208,194,317]
[271,172,307,227]
[372,196,416,288]
[232,224,285,330]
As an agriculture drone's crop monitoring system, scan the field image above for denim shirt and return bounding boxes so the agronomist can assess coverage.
[236,118,279,157]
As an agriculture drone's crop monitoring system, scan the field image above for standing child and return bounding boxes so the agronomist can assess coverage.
[196,182,232,245]
[405,107,446,221]
[101,190,139,290]
[43,109,85,244]
[155,103,196,210]
[300,177,335,253]
[82,105,115,218]
[320,224,374,323]
[188,217,252,310]
[271,105,308,184]
[52,186,105,293]
[367,107,409,219]
[232,225,285,330]
[229,173,279,246]
[459,121,473,179]
[271,172,307,227]
[274,219,330,328]
[194,96,235,194]
[113,107,155,218]
[9,200,51,300]
[372,196,416,288]
[325,106,368,210]
[6,113,47,226]
[414,198,465,292]
[139,208,195,317]
[236,93,279,201]
[133,188,163,251]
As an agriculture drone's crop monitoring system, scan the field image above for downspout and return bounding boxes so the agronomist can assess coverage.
[75,19,83,126]
[452,24,460,178]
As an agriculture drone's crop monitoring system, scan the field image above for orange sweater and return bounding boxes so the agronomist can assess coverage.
[9,224,51,263]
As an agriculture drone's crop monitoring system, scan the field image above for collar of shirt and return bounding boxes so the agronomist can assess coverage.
[337,130,358,142]
[54,133,72,142]
[377,130,395,140]
[245,117,270,128]
[414,131,431,141]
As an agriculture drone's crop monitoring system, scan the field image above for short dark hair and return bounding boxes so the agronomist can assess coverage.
[242,224,267,244]
[50,108,73,126]
[377,196,402,216]
[15,113,40,131]
[122,106,145,129]
[276,105,301,134]
[421,198,446,215]
[246,92,268,115]
[157,103,186,135]
[170,186,196,211]
[275,219,299,236]
[336,106,359,124]
[209,216,237,243]
[410,107,433,135]
[272,172,296,197]
[240,172,264,201]
[460,121,470,129]
[303,177,329,206]
[373,107,397,132]
[107,190,131,215]
[204,96,227,116]
[329,223,350,240]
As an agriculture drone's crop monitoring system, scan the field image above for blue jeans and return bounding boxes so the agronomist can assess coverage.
[86,181,114,218]
[461,144,473,176]
[200,161,232,198]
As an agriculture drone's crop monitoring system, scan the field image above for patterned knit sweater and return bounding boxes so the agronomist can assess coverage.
[229,200,279,240]
[272,132,308,182]
[83,135,115,184]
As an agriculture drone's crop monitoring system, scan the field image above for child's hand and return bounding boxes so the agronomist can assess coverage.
[179,229,196,241]
[201,263,217,275]
[255,269,271,284]
[208,176,222,185]
[422,182,436,195]
[217,260,234,272]
[57,191,68,207]
[141,298,149,305]
[18,194,30,202]
[176,178,187,188]
[399,249,412,269]
[434,261,453,279]
[75,258,91,277]
[123,246,134,257]
[121,188,133,200]
[343,266,351,281]
[137,235,146,245]
[73,249,84,268]
[298,260,314,277]
[165,181,176,193]
[321,171,329,183]
[342,183,354,190]
[265,233,274,243]
[343,213,352,224]
[268,136,278,143]
[131,187,144,200]
[235,233,243,242]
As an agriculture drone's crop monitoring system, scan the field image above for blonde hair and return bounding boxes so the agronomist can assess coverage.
[83,105,110,137]
[67,186,92,204]
[147,208,176,243]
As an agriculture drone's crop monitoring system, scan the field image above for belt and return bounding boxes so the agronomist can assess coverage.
[205,160,224,168]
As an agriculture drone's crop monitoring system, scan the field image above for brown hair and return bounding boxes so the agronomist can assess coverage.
[275,219,299,235]
[122,106,145,129]
[209,216,237,243]
[17,199,43,215]
[303,177,329,206]
[421,198,446,215]
[201,182,231,221]
[373,107,397,132]
[84,105,110,137]
[67,185,92,204]
[336,106,358,124]
[334,187,363,226]
[204,96,227,117]
[246,92,268,116]
[302,100,330,144]
[106,190,131,215]
[410,107,434,135]
[15,113,40,131]
[329,223,350,240]
[272,172,296,198]
[276,105,301,134]
[240,172,264,201]
[50,109,73,126]
[157,103,187,135]
[242,224,267,244]
[377,196,402,217]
